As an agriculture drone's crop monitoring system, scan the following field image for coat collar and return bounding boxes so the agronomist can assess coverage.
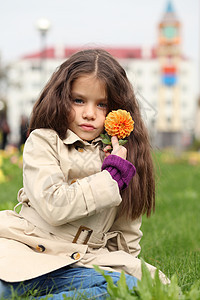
[62,129,102,146]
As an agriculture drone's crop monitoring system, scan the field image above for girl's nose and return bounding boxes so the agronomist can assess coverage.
[83,104,96,120]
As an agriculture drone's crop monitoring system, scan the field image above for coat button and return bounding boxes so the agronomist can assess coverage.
[36,245,45,252]
[71,252,81,260]
[71,179,77,184]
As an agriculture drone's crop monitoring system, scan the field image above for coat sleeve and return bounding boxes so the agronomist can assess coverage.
[22,129,122,226]
[107,214,143,257]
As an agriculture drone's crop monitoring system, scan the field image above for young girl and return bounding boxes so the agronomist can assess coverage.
[0,49,168,299]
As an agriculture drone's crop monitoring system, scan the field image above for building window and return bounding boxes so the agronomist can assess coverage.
[31,99,36,105]
[181,85,187,92]
[32,82,42,89]
[123,65,130,73]
[152,85,157,92]
[166,99,171,105]
[167,117,171,124]
[31,64,41,71]
[137,69,143,76]
[136,85,143,92]
[152,69,158,76]
[180,69,187,76]
[152,100,157,107]
[182,101,187,108]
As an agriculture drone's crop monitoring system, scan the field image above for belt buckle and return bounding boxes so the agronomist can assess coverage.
[72,226,93,245]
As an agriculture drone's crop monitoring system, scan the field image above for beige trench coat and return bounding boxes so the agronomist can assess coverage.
[0,129,169,283]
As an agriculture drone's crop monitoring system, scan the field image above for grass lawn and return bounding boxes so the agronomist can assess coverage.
[140,151,200,292]
[0,150,199,297]
[0,156,23,210]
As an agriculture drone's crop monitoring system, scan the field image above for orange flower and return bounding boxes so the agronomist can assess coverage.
[104,109,134,139]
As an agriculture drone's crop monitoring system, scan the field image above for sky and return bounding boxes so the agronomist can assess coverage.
[0,0,199,64]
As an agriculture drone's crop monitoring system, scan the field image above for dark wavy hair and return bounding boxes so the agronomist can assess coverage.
[29,48,155,220]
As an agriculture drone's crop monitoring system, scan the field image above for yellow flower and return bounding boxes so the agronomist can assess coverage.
[104,109,134,139]
[0,169,7,183]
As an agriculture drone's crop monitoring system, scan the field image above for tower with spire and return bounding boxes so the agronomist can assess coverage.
[156,1,182,148]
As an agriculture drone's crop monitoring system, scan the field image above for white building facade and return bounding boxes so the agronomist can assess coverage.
[7,47,197,149]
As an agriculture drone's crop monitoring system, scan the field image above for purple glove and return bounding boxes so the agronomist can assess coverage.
[101,155,136,190]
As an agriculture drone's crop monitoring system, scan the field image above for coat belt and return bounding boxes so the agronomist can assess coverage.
[19,204,130,253]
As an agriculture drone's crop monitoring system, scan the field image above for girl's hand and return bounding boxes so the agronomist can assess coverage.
[111,136,127,160]
[103,136,127,160]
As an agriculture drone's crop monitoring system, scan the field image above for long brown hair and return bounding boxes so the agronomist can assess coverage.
[29,48,155,220]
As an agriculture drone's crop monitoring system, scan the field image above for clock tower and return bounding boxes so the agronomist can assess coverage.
[157,1,182,148]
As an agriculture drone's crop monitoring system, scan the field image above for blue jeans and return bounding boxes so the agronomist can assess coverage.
[0,266,137,299]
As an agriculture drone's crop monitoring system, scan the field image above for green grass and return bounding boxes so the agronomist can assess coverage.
[0,157,23,210]
[140,152,200,292]
[0,150,200,298]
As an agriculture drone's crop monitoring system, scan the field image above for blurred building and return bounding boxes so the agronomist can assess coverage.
[6,1,197,148]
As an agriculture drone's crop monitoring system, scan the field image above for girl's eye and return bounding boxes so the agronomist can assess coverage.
[73,98,83,104]
[98,102,107,108]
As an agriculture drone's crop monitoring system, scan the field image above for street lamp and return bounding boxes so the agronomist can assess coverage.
[36,18,51,83]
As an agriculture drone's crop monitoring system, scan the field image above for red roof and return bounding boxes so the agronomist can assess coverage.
[22,46,157,60]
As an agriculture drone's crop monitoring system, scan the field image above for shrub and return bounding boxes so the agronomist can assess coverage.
[94,260,200,300]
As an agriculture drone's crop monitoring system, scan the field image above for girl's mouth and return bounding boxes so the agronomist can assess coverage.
[80,124,95,131]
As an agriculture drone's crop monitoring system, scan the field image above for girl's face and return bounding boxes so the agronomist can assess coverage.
[69,74,108,141]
